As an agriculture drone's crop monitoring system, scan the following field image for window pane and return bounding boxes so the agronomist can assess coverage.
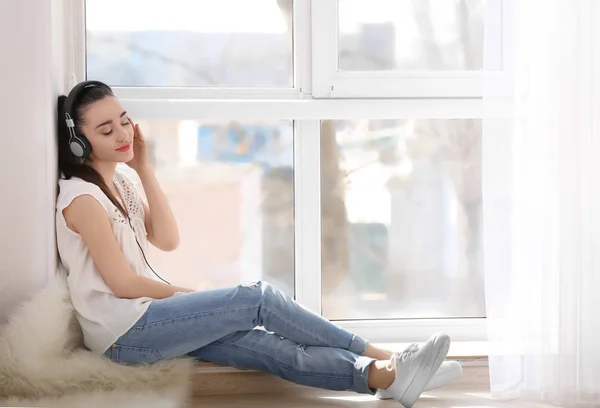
[320,119,484,319]
[129,120,294,297]
[338,0,485,71]
[86,0,293,87]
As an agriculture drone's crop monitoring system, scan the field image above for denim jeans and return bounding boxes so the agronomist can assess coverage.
[103,281,376,394]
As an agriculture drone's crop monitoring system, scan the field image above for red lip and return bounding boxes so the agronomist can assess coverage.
[116,144,131,152]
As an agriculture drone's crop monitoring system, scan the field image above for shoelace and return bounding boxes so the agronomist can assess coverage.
[386,343,420,371]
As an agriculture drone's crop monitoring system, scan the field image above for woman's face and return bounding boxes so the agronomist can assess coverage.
[80,96,135,163]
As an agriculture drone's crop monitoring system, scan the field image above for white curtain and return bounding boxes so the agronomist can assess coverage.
[483,0,600,406]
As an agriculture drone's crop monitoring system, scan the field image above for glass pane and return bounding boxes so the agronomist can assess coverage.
[338,0,485,71]
[320,119,484,319]
[126,120,294,297]
[86,0,293,87]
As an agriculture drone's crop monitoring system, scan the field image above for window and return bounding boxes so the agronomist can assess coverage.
[338,0,485,71]
[86,0,293,87]
[321,119,484,320]
[137,120,294,297]
[77,0,507,342]
[312,0,507,98]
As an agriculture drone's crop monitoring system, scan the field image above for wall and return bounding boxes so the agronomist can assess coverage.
[0,0,68,324]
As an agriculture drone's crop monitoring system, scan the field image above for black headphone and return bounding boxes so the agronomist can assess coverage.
[63,80,112,159]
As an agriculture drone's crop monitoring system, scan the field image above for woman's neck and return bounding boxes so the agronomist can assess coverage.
[88,160,118,187]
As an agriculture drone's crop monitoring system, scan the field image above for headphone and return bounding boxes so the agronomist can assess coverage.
[63,80,112,159]
[63,80,172,286]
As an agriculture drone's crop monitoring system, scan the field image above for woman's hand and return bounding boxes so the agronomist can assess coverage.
[126,117,151,173]
[130,119,180,251]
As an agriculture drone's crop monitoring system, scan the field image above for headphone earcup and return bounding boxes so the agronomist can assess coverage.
[69,134,92,159]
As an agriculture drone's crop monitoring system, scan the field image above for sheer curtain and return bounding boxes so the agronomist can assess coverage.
[483,0,600,406]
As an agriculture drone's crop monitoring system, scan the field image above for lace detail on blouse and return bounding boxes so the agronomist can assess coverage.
[112,174,143,225]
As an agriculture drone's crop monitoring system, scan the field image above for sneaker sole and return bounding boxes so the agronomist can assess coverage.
[398,333,451,408]
[424,361,463,392]
[375,361,463,399]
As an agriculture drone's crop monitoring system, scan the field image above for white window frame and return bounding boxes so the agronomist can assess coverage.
[311,0,509,98]
[70,0,490,344]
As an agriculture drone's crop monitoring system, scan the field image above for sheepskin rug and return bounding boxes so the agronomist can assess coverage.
[0,274,196,407]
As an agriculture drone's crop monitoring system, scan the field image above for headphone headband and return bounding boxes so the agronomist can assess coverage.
[63,80,112,125]
[63,80,112,159]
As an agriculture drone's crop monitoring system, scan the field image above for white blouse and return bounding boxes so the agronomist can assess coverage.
[56,170,158,354]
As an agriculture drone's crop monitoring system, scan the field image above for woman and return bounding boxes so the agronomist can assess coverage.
[55,80,461,407]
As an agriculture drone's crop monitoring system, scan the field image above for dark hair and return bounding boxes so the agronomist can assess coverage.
[57,85,128,216]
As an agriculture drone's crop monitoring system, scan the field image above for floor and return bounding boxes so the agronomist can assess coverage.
[188,387,561,408]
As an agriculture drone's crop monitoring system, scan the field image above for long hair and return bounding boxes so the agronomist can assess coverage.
[57,85,128,216]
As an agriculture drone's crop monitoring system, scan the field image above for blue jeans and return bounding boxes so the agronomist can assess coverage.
[103,281,376,394]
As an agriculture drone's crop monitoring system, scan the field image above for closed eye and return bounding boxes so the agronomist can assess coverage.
[101,121,129,135]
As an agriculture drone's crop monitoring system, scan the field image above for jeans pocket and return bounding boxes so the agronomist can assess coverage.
[108,344,164,365]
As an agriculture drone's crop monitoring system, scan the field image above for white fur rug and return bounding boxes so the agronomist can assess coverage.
[0,274,195,407]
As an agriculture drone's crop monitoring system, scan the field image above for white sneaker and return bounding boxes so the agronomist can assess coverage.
[381,333,451,408]
[374,360,463,399]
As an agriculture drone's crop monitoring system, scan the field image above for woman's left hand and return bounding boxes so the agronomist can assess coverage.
[126,117,151,172]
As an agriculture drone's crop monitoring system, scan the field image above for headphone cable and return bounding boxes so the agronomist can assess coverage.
[128,218,172,285]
